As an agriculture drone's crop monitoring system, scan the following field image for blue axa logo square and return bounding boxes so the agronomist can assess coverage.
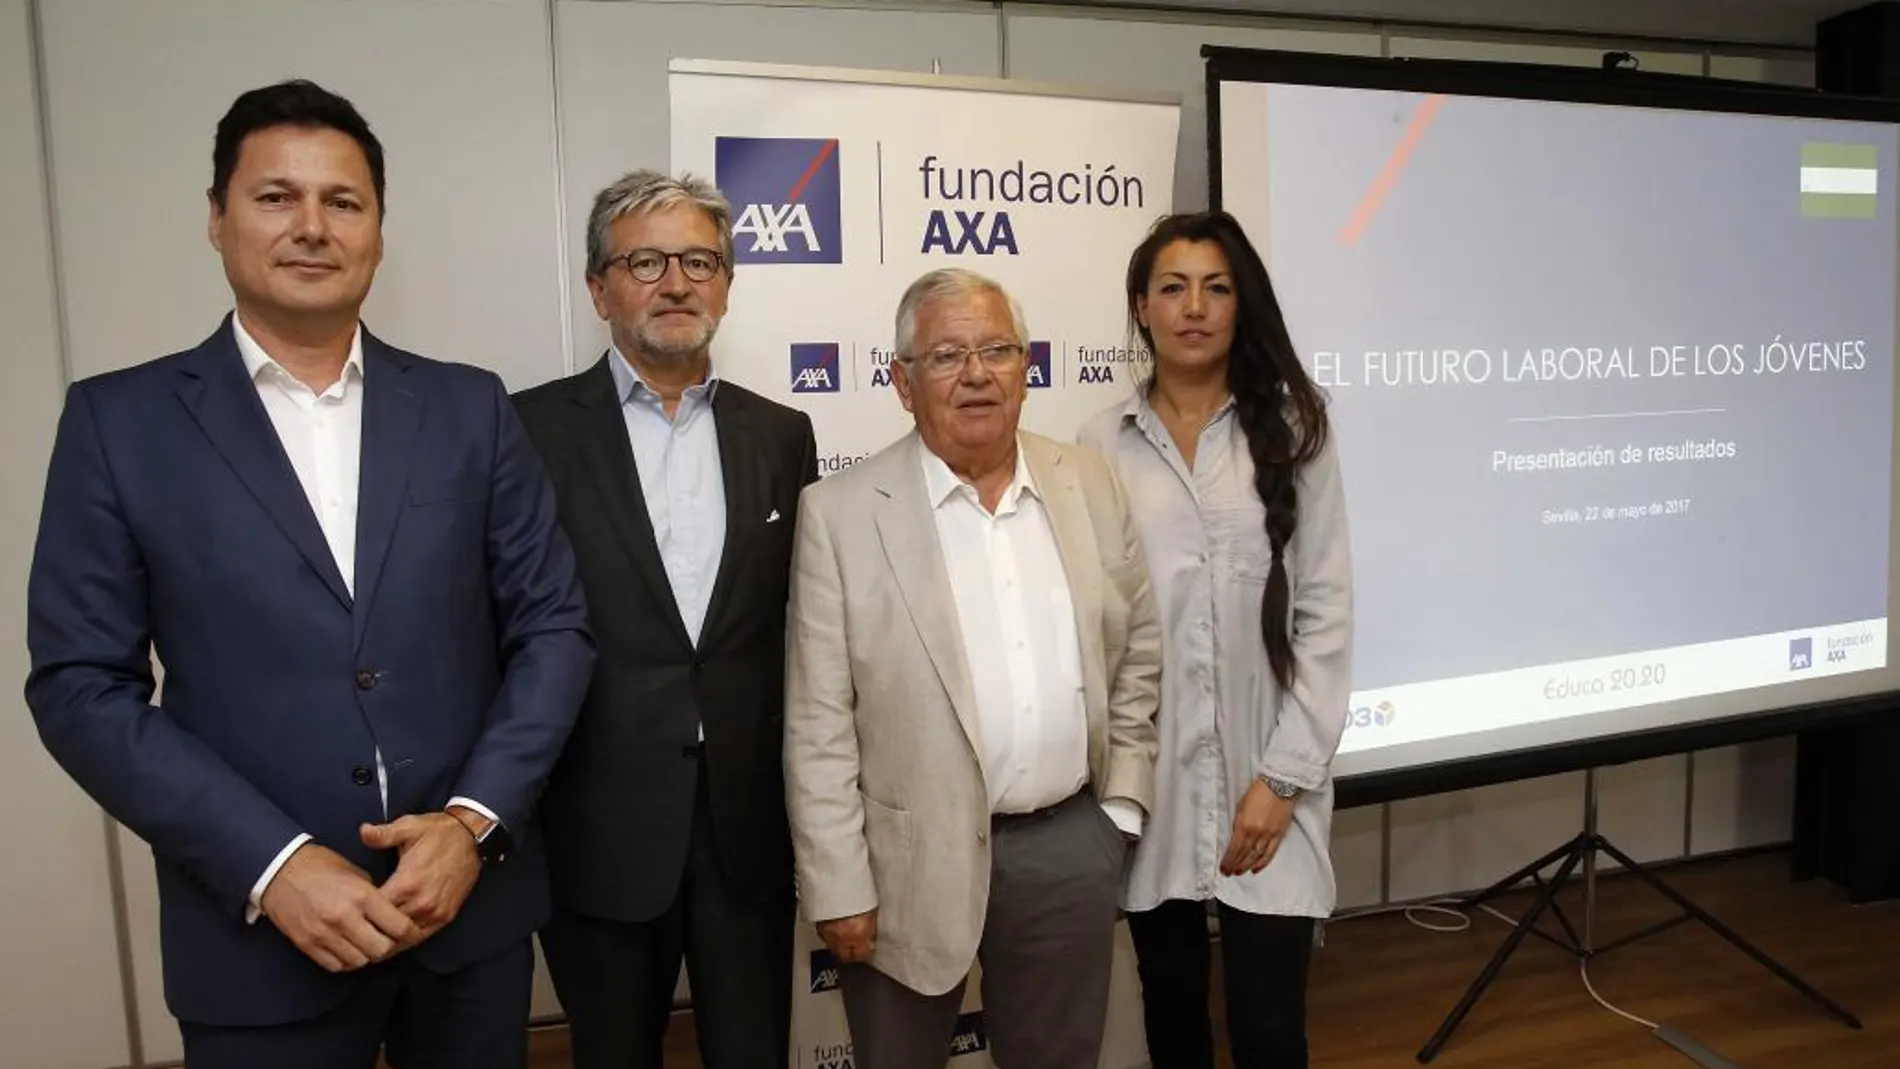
[949,1011,988,1057]
[808,947,840,993]
[1027,341,1052,389]
[790,343,841,393]
[1789,637,1812,671]
[717,137,843,264]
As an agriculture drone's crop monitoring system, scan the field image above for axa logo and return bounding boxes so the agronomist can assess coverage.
[1027,342,1052,389]
[1789,637,1812,671]
[790,343,841,393]
[808,947,840,994]
[949,1011,988,1057]
[717,136,843,264]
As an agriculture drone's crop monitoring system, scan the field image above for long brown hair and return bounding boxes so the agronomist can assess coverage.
[1126,211,1330,690]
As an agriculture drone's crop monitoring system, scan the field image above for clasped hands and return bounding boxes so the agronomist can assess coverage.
[259,807,488,974]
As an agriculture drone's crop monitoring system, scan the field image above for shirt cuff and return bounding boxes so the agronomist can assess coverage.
[1101,797,1145,839]
[246,833,313,925]
[1254,752,1327,794]
[447,796,500,828]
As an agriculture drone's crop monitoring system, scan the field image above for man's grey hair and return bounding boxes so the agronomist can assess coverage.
[585,170,735,277]
[893,268,1029,360]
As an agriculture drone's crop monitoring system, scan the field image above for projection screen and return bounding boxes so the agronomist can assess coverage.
[1207,48,1900,793]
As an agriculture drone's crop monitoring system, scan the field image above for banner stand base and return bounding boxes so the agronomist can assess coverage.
[1414,769,1862,1064]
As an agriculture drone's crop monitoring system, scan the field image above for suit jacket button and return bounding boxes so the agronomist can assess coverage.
[355,670,378,691]
[352,766,373,786]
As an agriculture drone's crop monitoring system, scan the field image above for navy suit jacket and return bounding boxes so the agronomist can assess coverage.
[24,316,595,1027]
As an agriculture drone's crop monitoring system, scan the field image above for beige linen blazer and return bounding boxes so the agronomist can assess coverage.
[783,430,1161,996]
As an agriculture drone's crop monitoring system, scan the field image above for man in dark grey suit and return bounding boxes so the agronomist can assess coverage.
[514,170,817,1069]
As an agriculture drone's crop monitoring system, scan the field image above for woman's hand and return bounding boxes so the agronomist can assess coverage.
[1221,779,1296,876]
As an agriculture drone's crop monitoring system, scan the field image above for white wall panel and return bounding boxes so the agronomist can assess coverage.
[1003,9,1380,213]
[38,0,567,391]
[0,0,133,1064]
[1712,54,1815,87]
[1691,738,1799,855]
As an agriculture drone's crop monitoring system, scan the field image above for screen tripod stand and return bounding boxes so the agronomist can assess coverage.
[1416,767,1862,1065]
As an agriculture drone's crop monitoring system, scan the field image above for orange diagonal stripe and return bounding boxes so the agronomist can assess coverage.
[785,139,838,203]
[1337,94,1445,248]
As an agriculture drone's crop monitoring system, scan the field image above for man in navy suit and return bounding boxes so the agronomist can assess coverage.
[23,79,595,1069]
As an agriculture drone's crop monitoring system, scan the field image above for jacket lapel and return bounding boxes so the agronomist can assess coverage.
[351,334,423,646]
[1022,436,1108,765]
[697,385,763,652]
[572,356,692,649]
[873,435,984,765]
[176,318,351,611]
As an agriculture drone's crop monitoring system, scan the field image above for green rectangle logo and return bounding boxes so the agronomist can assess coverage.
[1802,142,1878,217]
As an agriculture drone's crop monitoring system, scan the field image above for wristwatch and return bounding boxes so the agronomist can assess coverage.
[473,819,512,863]
[455,811,513,863]
[1262,776,1301,800]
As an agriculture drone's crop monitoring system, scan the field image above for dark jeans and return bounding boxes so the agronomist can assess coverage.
[1126,899,1315,1069]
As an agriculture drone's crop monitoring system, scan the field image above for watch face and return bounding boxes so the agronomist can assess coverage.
[477,823,511,861]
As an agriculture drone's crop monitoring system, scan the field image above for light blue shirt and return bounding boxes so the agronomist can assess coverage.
[1079,390,1354,918]
[607,348,727,648]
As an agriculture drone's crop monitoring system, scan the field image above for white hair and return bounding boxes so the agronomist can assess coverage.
[893,268,1029,359]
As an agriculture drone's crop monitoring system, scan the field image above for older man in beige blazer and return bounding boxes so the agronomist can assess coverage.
[784,268,1161,1069]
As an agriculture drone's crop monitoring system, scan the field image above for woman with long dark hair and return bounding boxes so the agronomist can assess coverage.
[1078,210,1353,1069]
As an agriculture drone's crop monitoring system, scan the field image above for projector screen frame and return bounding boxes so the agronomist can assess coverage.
[1201,44,1900,809]
[1204,44,1900,211]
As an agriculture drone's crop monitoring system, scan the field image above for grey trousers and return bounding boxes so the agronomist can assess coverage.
[839,790,1128,1069]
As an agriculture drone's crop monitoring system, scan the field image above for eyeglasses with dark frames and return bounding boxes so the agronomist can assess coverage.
[606,247,725,284]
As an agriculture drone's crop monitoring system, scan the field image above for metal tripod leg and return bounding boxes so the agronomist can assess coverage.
[1594,836,1863,1030]
[1417,845,1585,1063]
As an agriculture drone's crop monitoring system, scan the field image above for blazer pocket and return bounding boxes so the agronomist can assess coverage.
[859,793,913,939]
[408,476,488,507]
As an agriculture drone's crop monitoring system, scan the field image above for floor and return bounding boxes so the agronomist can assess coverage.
[522,849,1900,1067]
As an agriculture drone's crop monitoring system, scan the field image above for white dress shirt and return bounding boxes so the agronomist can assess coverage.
[231,316,496,922]
[921,440,1141,834]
